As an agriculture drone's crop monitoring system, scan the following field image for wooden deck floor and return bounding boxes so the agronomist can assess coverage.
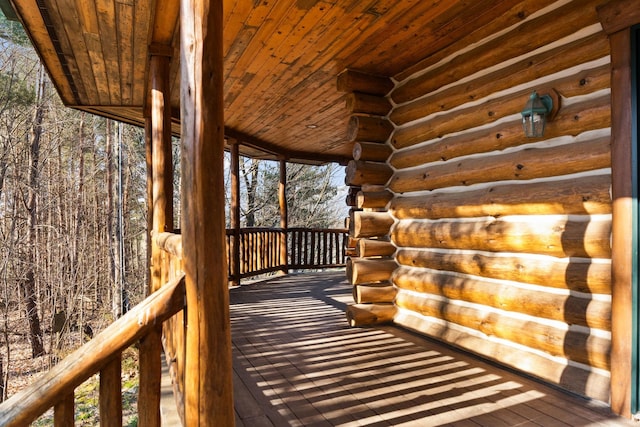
[230,271,635,427]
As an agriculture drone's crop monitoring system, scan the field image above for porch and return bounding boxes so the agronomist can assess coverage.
[5,0,640,423]
[227,271,632,427]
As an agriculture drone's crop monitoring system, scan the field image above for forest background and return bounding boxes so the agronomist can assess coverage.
[0,11,346,411]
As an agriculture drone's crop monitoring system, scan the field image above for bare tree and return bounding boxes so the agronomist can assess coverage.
[240,158,260,227]
[18,64,46,358]
[233,159,342,228]
[0,17,152,395]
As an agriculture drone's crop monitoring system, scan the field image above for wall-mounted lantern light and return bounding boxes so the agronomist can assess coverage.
[521,89,559,138]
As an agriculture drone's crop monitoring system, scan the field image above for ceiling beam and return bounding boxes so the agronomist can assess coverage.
[151,1,180,45]
[224,128,349,165]
[76,106,349,165]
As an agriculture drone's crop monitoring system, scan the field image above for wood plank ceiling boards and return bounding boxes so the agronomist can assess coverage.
[10,0,540,163]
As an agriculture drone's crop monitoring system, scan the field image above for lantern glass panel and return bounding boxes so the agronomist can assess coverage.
[522,112,546,138]
[521,91,551,138]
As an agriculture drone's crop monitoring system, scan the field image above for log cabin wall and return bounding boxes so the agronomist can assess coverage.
[386,0,612,402]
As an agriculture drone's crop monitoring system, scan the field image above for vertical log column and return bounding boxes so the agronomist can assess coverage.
[140,45,174,427]
[180,0,234,425]
[597,1,640,417]
[337,70,397,327]
[150,45,175,293]
[230,141,241,286]
[609,29,633,419]
[279,158,289,274]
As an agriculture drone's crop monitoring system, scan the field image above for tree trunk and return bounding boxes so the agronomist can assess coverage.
[73,114,85,347]
[21,65,46,358]
[106,120,115,311]
[0,355,4,402]
[242,158,259,227]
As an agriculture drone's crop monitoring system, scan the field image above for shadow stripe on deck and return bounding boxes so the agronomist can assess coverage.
[228,271,633,427]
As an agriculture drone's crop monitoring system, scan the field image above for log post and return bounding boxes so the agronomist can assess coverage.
[279,158,288,274]
[230,141,241,286]
[145,43,173,427]
[598,1,637,416]
[150,46,174,293]
[180,0,234,424]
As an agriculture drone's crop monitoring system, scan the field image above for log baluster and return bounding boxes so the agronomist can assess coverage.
[299,229,303,266]
[53,393,74,426]
[229,141,241,286]
[99,355,123,427]
[138,326,162,426]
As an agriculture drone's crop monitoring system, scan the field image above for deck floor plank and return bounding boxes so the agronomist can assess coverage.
[228,271,635,427]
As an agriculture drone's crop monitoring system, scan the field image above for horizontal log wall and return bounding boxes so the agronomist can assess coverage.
[388,0,612,401]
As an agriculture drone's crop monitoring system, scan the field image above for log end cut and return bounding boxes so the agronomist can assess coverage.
[346,303,396,327]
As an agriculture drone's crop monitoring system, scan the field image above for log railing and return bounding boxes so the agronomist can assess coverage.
[226,227,348,281]
[288,227,348,269]
[0,273,185,426]
[227,227,284,279]
[0,232,185,426]
[0,227,345,425]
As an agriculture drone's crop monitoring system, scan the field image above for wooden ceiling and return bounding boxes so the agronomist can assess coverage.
[9,0,543,164]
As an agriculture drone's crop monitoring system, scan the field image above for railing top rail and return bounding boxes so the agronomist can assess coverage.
[287,227,348,233]
[237,227,284,233]
[0,274,186,427]
[225,227,348,234]
[156,232,183,258]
